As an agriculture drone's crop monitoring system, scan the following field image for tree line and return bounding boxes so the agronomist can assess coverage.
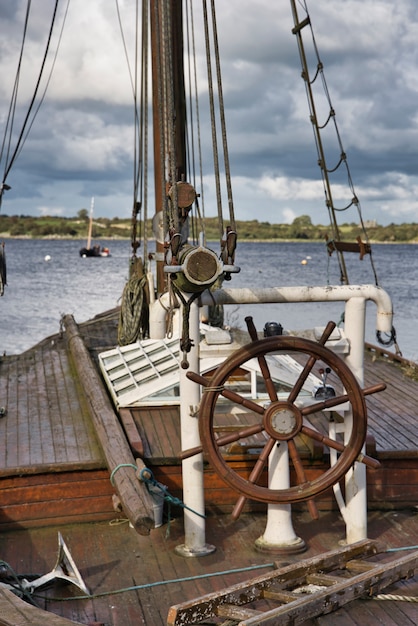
[0,212,417,243]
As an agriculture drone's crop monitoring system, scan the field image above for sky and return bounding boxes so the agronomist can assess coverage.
[0,0,418,226]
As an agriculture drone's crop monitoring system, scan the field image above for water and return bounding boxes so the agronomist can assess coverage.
[1,239,417,362]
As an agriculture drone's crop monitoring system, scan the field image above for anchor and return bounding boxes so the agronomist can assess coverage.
[0,532,89,597]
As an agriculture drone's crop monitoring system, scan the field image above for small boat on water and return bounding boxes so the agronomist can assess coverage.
[79,198,111,258]
[0,1,418,625]
[79,243,110,258]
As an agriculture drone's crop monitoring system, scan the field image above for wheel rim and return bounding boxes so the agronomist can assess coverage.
[198,334,368,504]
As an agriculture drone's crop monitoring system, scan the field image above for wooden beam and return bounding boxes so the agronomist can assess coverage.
[326,235,371,260]
[63,314,155,535]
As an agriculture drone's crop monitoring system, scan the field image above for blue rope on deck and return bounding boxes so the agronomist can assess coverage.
[108,463,205,537]
[33,562,276,602]
[139,467,206,519]
[109,463,138,486]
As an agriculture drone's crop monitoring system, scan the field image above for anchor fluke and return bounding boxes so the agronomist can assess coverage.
[26,532,90,595]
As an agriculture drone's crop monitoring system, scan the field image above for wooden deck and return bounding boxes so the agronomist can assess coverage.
[0,308,418,624]
[0,311,418,626]
[0,509,417,625]
[0,323,114,529]
[0,308,417,527]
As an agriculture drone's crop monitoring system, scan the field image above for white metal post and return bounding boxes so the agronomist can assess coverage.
[340,296,368,543]
[175,300,215,557]
[255,441,306,553]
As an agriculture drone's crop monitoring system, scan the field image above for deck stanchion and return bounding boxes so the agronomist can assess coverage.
[341,296,368,543]
[175,301,216,557]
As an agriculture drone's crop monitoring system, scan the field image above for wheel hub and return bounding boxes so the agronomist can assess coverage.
[264,401,302,441]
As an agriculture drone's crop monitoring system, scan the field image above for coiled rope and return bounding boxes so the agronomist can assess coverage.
[118,269,149,345]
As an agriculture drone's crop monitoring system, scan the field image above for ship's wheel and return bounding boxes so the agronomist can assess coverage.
[185,319,385,518]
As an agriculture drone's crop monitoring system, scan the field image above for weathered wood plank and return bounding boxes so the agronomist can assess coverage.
[168,541,418,626]
[63,314,155,535]
[238,550,418,625]
[119,408,144,456]
[0,588,83,625]
[0,469,115,528]
[131,406,182,463]
[167,540,383,625]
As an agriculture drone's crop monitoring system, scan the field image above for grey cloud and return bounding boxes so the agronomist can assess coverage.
[1,0,418,226]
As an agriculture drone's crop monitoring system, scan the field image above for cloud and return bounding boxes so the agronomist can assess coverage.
[0,0,417,226]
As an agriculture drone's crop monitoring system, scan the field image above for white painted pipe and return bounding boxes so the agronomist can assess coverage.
[149,284,393,338]
[199,284,393,333]
[147,270,155,305]
[341,297,368,543]
[149,292,170,339]
[175,301,215,557]
[151,284,392,547]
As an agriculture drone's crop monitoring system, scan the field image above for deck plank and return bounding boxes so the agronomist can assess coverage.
[0,588,83,625]
[0,507,417,625]
[0,338,104,471]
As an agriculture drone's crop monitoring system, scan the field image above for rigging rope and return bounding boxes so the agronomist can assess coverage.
[116,0,151,265]
[184,0,206,245]
[291,0,379,287]
[0,242,6,297]
[116,0,153,345]
[291,0,402,353]
[139,467,206,520]
[0,0,65,208]
[202,0,224,244]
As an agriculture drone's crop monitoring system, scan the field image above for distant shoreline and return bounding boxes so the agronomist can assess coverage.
[1,214,417,243]
[0,235,417,244]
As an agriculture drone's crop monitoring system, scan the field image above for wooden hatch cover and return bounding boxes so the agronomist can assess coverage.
[167,539,418,625]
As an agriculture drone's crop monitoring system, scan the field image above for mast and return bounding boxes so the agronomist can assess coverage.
[150,0,187,294]
[86,197,94,250]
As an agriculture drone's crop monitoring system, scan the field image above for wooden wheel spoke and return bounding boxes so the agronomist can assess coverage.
[245,316,278,402]
[287,354,318,403]
[287,438,309,484]
[187,370,264,415]
[287,439,319,519]
[232,437,275,520]
[248,437,276,484]
[256,355,278,402]
[301,425,380,469]
[302,424,346,453]
[301,384,387,418]
[215,423,265,448]
[220,388,265,415]
[180,423,264,460]
[301,392,350,416]
[287,322,336,403]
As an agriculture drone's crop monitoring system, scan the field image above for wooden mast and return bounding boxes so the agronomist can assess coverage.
[150,0,187,294]
[86,197,94,250]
